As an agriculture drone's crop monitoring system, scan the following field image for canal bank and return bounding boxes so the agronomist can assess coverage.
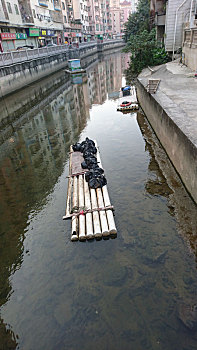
[1,51,197,350]
[137,61,197,205]
[0,40,124,98]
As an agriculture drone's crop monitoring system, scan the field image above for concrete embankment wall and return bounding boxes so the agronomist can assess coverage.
[0,52,69,97]
[0,41,124,97]
[137,79,197,204]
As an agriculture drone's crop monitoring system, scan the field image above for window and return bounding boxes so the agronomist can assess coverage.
[96,24,99,30]
[64,15,67,22]
[14,4,19,14]
[62,2,65,10]
[33,9,36,18]
[7,2,12,13]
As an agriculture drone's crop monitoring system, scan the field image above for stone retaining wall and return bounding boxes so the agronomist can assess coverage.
[137,78,197,204]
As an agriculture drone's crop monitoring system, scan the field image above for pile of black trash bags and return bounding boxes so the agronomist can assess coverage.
[72,137,107,189]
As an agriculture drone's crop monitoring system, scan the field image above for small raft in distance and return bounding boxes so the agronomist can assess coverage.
[64,58,86,74]
[117,86,139,112]
[63,140,117,242]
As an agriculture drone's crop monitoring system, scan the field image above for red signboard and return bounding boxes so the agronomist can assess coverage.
[0,33,16,40]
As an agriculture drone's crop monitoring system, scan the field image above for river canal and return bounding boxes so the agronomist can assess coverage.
[0,50,197,350]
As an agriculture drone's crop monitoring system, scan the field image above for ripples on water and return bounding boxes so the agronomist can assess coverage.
[0,51,197,350]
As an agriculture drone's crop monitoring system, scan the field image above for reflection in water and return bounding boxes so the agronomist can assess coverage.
[137,113,197,259]
[0,318,18,349]
[0,52,197,349]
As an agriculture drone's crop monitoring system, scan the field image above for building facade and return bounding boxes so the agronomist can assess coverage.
[0,0,137,51]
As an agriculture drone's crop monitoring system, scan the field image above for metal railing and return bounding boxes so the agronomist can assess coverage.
[0,40,124,68]
[0,44,68,67]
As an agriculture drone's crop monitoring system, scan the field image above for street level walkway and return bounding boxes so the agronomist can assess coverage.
[138,60,197,148]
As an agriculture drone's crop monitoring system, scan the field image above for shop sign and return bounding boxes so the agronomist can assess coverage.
[71,33,76,37]
[16,33,27,40]
[28,28,40,37]
[64,32,70,37]
[0,33,16,40]
[41,30,47,36]
[76,33,82,37]
[47,30,55,36]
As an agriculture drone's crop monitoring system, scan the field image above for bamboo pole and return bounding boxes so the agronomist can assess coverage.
[64,146,73,218]
[102,185,117,235]
[78,175,86,241]
[84,179,94,239]
[95,142,117,235]
[96,188,109,236]
[90,188,102,238]
[71,175,78,241]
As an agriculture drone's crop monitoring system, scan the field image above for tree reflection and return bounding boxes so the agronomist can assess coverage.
[137,111,197,257]
[0,318,18,349]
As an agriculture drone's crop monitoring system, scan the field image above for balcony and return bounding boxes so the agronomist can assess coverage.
[38,0,48,7]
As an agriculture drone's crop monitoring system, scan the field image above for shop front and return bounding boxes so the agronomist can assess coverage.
[38,29,55,47]
[0,33,16,52]
[25,28,40,48]
[76,33,82,43]
[64,32,71,45]
[96,34,103,42]
[15,33,27,49]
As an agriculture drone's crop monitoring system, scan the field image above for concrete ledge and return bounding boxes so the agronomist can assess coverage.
[137,76,197,204]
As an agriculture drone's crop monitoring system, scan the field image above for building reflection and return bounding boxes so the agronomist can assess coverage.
[0,51,127,344]
[137,112,197,259]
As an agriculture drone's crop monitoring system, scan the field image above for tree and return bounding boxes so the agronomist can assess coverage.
[124,0,150,41]
[123,0,169,76]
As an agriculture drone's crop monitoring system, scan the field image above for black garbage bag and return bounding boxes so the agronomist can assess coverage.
[81,161,88,169]
[72,142,81,152]
[72,137,96,153]
[86,155,97,165]
[91,165,104,174]
[85,168,107,188]
[85,168,104,182]
[88,174,107,189]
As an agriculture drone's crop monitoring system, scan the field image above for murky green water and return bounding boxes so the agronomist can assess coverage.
[0,51,197,350]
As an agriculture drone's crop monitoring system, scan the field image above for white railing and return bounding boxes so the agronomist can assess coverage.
[0,44,68,67]
[0,40,124,68]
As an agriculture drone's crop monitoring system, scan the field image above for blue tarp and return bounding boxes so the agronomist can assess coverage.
[123,86,131,91]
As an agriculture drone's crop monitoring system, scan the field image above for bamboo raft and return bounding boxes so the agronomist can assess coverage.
[117,86,139,112]
[63,141,117,241]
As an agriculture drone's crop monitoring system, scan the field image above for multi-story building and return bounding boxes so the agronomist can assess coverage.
[30,0,64,46]
[72,0,90,41]
[150,0,193,56]
[120,0,132,38]
[0,0,129,51]
[109,0,121,39]
[0,0,34,51]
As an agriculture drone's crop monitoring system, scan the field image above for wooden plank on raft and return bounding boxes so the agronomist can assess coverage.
[95,142,117,235]
[63,140,117,241]
[78,175,86,241]
[90,187,102,238]
[65,146,73,218]
[84,180,94,239]
[71,175,78,241]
